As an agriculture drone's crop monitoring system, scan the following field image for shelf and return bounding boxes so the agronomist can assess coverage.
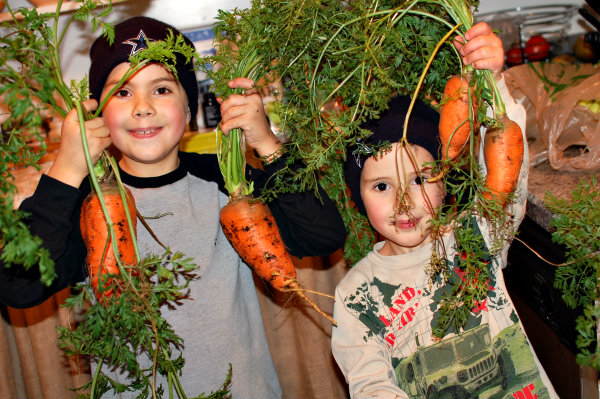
[0,0,125,22]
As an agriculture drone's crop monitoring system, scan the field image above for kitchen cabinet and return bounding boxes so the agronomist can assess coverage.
[504,161,600,399]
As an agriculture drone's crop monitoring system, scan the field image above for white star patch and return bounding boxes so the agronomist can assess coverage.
[123,30,154,56]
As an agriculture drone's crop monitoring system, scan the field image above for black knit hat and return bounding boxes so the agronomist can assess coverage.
[89,16,198,121]
[344,95,441,215]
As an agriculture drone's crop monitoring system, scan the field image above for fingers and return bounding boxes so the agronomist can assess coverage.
[458,37,503,66]
[228,77,258,94]
[220,95,264,135]
[81,98,99,115]
[464,22,493,42]
[86,117,110,139]
[454,22,504,79]
[220,85,264,133]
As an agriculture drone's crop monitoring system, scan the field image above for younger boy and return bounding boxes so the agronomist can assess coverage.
[0,16,345,398]
[332,23,559,398]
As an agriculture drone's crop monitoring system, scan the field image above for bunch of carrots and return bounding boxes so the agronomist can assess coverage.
[438,73,524,210]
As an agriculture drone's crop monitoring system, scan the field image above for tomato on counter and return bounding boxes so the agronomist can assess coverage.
[524,35,551,61]
[505,35,551,66]
[506,46,524,66]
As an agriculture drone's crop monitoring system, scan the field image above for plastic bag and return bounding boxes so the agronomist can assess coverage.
[504,62,600,171]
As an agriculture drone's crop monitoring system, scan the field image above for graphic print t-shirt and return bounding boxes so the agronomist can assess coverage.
[332,235,558,399]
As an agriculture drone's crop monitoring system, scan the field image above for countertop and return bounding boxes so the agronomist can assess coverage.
[525,140,600,232]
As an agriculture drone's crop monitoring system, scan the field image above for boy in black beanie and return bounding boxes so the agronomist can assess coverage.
[332,22,558,399]
[0,16,345,398]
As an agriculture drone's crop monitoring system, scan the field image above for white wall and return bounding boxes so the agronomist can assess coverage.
[4,0,251,82]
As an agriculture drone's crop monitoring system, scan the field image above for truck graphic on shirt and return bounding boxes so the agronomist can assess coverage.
[395,324,513,399]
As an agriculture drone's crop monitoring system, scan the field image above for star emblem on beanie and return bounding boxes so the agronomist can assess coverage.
[123,30,154,56]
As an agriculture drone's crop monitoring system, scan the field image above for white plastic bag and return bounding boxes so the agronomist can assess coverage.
[504,62,600,171]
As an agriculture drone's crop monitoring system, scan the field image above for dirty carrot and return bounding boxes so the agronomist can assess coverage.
[438,74,476,161]
[80,179,137,301]
[220,196,337,325]
[482,114,524,208]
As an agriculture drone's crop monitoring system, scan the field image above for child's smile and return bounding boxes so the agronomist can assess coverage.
[128,126,162,138]
[360,143,444,256]
[392,216,418,230]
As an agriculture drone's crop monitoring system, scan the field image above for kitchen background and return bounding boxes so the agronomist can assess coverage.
[1,0,599,398]
[1,0,593,97]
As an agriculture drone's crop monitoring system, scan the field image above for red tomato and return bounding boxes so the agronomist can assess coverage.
[506,47,524,66]
[524,35,550,61]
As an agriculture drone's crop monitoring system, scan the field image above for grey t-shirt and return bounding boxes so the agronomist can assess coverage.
[105,174,281,398]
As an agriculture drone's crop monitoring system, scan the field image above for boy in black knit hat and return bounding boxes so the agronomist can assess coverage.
[0,16,345,398]
[332,22,558,399]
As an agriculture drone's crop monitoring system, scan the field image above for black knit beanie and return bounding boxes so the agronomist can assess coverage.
[89,16,198,121]
[344,95,441,215]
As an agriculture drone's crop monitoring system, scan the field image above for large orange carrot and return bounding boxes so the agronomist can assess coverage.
[220,197,336,325]
[482,115,524,208]
[80,179,137,301]
[438,75,476,161]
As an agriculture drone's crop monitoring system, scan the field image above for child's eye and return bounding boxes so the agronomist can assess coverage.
[374,182,390,192]
[114,89,130,98]
[411,176,427,185]
[155,86,171,95]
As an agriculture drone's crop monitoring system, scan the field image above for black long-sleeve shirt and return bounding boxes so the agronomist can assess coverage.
[0,151,346,309]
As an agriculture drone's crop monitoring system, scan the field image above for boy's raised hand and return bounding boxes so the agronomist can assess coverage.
[47,99,111,188]
[219,77,282,162]
[454,22,505,80]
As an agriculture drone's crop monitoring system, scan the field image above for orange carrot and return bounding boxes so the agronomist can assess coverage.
[438,75,476,161]
[80,179,137,301]
[482,115,524,208]
[220,197,336,325]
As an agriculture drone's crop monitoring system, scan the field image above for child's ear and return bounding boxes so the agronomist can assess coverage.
[186,105,191,124]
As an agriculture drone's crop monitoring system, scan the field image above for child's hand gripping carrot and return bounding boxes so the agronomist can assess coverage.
[218,77,337,325]
[453,22,505,81]
[47,99,137,302]
[47,99,111,188]
[218,77,282,162]
[437,22,506,163]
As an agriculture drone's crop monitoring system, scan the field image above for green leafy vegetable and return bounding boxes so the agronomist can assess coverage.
[546,176,600,369]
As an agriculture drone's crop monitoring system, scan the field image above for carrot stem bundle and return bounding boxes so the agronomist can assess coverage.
[209,35,337,325]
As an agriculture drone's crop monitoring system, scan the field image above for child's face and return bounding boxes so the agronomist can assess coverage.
[360,143,444,256]
[100,62,191,176]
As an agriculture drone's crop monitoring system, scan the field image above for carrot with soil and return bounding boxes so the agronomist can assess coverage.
[482,115,524,208]
[438,74,476,161]
[80,178,137,301]
[220,198,336,325]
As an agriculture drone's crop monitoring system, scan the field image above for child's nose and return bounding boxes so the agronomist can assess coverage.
[133,97,155,117]
[394,188,413,212]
